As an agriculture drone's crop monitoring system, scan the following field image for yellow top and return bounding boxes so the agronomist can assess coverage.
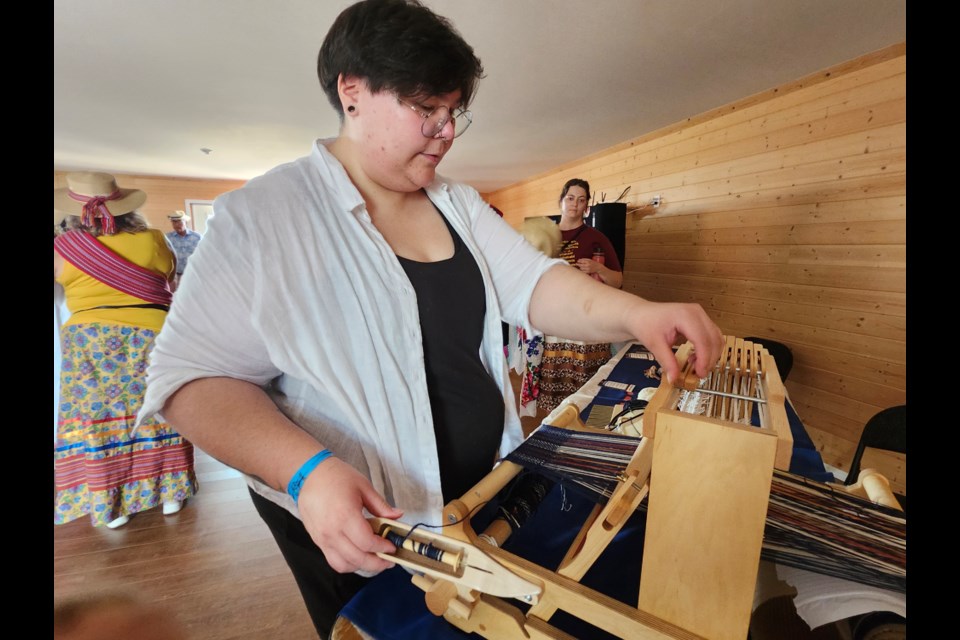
[57,229,175,332]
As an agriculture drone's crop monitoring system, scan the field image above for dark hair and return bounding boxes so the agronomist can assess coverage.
[317,0,484,118]
[63,211,149,237]
[559,178,591,204]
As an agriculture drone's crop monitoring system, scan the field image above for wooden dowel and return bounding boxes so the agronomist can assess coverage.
[480,519,514,548]
[411,575,473,619]
[851,469,904,511]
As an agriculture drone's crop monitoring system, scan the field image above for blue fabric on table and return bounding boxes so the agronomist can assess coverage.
[340,480,645,640]
[783,402,835,483]
[340,342,834,637]
[586,343,662,407]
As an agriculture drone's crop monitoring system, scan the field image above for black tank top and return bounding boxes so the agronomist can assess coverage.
[397,213,505,503]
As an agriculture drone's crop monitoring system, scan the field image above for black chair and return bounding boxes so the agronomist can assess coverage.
[851,610,907,640]
[844,405,906,485]
[743,336,794,381]
[844,405,906,512]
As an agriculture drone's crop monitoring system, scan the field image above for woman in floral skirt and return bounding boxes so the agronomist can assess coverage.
[54,172,197,528]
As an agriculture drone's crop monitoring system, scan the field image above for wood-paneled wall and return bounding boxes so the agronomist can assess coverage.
[53,172,246,232]
[485,44,906,489]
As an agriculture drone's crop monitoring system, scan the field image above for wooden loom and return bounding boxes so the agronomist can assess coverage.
[367,337,902,640]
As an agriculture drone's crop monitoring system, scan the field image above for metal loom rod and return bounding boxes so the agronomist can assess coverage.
[685,387,766,403]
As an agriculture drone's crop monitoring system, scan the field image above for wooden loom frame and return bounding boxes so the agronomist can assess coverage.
[368,337,901,640]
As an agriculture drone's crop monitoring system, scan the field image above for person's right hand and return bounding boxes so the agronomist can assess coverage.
[623,301,724,385]
[296,456,404,574]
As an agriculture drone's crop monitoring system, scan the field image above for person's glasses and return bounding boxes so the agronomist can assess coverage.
[396,96,473,139]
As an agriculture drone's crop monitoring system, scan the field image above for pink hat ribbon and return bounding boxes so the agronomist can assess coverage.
[69,189,121,235]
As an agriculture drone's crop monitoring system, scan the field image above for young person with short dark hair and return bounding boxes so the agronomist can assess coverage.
[138,2,724,636]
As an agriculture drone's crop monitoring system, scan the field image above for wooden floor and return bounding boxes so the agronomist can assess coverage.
[53,449,318,640]
[52,372,545,640]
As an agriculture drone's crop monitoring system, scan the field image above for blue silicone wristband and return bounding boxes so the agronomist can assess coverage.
[287,449,334,504]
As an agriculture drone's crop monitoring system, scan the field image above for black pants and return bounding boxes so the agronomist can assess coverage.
[249,489,370,639]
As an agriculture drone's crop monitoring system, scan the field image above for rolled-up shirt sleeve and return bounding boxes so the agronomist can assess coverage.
[137,197,282,426]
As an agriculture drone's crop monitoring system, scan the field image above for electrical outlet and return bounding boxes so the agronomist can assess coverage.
[651,194,661,208]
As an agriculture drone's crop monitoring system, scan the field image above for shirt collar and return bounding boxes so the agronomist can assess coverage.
[310,138,451,214]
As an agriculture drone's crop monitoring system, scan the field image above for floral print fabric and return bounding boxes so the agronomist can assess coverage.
[54,323,198,527]
[516,327,545,417]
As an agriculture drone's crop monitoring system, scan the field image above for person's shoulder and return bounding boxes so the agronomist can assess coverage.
[256,144,345,193]
[112,229,169,252]
[585,225,612,240]
[253,155,313,187]
[217,153,319,215]
[212,150,342,243]
[148,228,170,244]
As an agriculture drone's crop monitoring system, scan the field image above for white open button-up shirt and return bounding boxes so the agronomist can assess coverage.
[138,139,565,529]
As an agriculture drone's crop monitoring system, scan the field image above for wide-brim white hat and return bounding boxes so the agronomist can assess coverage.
[53,172,147,217]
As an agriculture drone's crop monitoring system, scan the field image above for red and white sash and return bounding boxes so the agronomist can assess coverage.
[54,230,173,306]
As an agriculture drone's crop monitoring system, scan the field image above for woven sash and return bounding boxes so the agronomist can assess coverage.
[54,230,173,306]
